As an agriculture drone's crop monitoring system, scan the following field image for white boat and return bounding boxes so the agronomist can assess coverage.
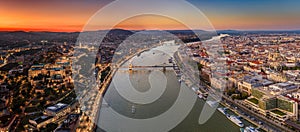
[131,105,136,114]
[206,101,218,107]
[192,87,197,92]
[240,128,244,132]
[178,79,182,83]
[217,107,227,115]
[227,115,244,127]
[198,94,203,99]
[102,103,110,107]
[243,126,260,132]
[196,90,201,94]
[174,70,181,77]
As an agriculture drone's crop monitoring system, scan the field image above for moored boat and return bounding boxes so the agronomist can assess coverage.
[198,94,203,99]
[192,87,197,92]
[227,115,244,127]
[131,105,136,114]
[243,126,260,132]
[178,79,182,83]
[217,107,227,115]
[206,100,218,107]
[240,128,244,132]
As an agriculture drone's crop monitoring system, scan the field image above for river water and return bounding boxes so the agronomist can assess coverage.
[96,38,252,132]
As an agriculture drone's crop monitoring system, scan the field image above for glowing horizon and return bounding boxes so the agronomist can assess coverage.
[1,0,300,32]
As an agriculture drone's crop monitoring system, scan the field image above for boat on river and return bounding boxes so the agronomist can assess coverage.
[227,115,244,127]
[198,94,203,99]
[217,107,228,115]
[243,126,259,132]
[192,87,197,92]
[206,100,218,107]
[131,105,136,114]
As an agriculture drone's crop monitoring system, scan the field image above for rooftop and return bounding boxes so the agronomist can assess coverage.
[254,82,299,97]
[46,103,68,113]
[271,109,287,116]
[269,82,298,91]
[32,116,54,124]
[31,64,45,68]
[247,98,259,104]
[243,75,274,87]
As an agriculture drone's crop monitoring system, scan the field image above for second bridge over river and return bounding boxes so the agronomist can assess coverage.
[128,63,178,71]
[116,62,179,71]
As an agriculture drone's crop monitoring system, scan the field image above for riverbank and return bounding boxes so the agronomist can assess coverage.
[174,34,267,131]
[173,34,288,132]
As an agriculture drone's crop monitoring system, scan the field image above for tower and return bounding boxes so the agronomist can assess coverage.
[129,63,133,71]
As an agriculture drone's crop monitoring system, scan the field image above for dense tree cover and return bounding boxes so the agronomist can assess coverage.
[100,66,111,83]
[40,123,58,132]
[231,92,249,100]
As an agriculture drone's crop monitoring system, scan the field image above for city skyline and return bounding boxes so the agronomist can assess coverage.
[1,0,300,32]
[2,1,300,130]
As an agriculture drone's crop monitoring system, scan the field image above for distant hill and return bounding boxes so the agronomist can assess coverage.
[3,29,299,47]
[0,29,134,46]
[106,29,133,35]
[217,30,300,35]
[0,31,79,42]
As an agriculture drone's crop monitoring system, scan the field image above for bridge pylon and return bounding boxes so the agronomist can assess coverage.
[129,63,133,71]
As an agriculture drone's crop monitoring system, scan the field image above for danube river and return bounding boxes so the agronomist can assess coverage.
[96,39,253,132]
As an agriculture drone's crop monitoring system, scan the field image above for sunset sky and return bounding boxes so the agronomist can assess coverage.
[1,0,300,32]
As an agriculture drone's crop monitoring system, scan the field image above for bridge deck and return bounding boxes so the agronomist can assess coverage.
[119,65,178,68]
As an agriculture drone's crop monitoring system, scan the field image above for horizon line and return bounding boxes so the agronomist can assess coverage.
[1,28,300,33]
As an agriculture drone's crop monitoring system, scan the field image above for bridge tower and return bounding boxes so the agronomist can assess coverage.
[162,63,167,72]
[129,63,133,71]
[163,65,166,72]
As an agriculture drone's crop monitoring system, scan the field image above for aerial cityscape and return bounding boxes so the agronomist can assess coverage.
[1,0,300,132]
